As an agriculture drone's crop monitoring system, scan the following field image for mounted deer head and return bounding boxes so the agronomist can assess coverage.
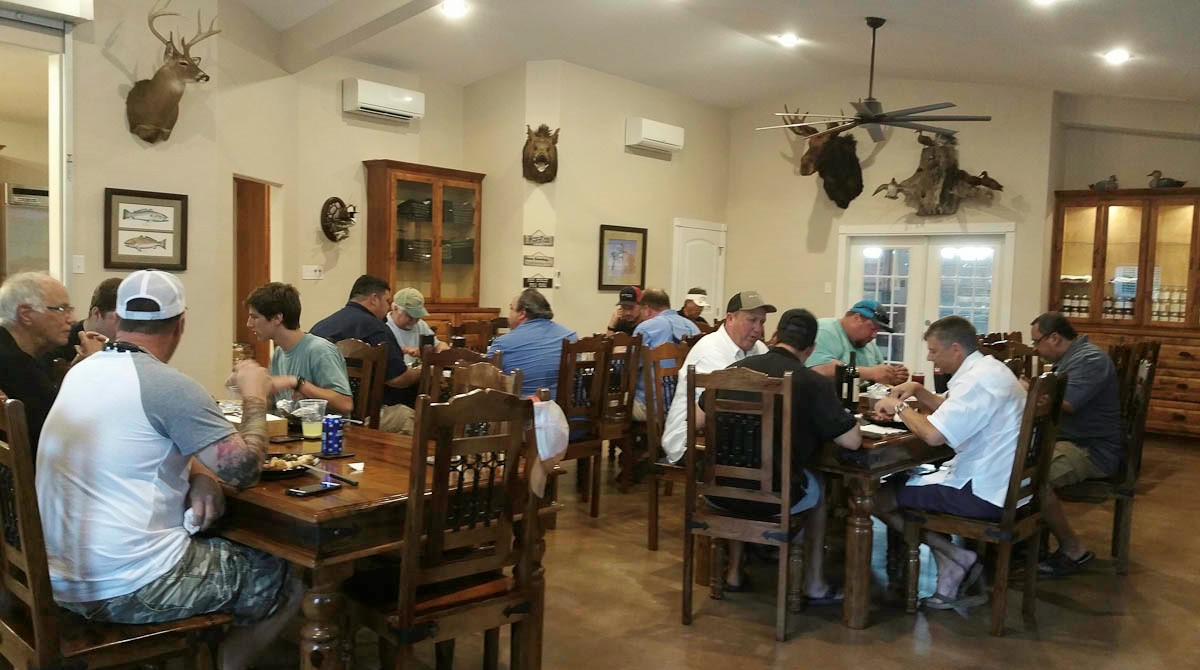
[780,105,863,209]
[125,0,220,144]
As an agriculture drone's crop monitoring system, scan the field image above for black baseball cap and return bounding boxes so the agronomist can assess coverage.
[726,290,777,314]
[617,286,643,306]
[776,308,818,349]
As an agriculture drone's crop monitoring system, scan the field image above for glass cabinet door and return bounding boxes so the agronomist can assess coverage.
[394,179,435,296]
[1148,202,1195,325]
[1100,204,1145,321]
[1059,206,1098,320]
[437,183,479,302]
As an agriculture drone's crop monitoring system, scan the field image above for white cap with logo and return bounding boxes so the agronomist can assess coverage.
[116,269,186,321]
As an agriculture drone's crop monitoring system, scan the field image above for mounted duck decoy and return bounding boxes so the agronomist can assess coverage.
[1089,175,1119,191]
[1147,170,1187,188]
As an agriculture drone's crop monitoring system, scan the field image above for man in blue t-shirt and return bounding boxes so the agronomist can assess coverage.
[631,288,699,420]
[487,288,577,398]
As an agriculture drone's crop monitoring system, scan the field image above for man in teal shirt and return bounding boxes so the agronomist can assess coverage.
[806,299,909,385]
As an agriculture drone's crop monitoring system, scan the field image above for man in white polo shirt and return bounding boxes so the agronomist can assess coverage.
[660,290,774,463]
[872,315,1026,611]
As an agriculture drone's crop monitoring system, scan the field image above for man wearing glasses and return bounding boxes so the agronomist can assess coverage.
[0,272,107,454]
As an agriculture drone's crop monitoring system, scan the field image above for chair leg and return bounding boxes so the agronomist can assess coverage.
[483,628,500,670]
[589,454,602,518]
[1113,495,1134,575]
[787,538,804,614]
[648,474,660,551]
[379,638,398,669]
[991,542,1013,636]
[682,529,695,625]
[1023,530,1041,624]
[509,620,524,670]
[435,639,455,670]
[776,541,791,642]
[576,459,589,503]
[710,539,726,600]
[903,521,920,614]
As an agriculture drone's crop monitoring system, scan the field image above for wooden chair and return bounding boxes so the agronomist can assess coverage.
[681,366,805,642]
[643,341,690,550]
[0,398,230,669]
[452,361,523,395]
[554,335,610,518]
[681,332,707,349]
[1108,343,1136,419]
[337,338,388,429]
[451,320,494,353]
[599,332,642,490]
[902,371,1068,636]
[346,389,545,670]
[419,346,501,403]
[1057,343,1159,573]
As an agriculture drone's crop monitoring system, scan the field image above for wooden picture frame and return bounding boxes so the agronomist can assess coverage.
[598,224,647,290]
[104,187,188,271]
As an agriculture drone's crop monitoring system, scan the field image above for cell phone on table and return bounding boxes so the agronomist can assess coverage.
[285,481,342,496]
[269,435,303,444]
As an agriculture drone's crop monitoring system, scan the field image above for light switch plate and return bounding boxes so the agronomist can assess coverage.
[823,282,832,294]
[301,265,324,280]
[72,255,85,274]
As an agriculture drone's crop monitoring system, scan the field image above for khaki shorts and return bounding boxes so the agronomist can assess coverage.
[60,537,289,625]
[632,399,647,422]
[378,403,415,435]
[1049,440,1108,488]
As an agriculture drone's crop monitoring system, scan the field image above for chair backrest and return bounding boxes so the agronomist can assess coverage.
[600,332,642,424]
[981,339,1036,379]
[451,320,493,353]
[641,341,690,455]
[419,346,501,402]
[998,371,1067,527]
[1118,348,1158,487]
[686,366,793,519]
[451,361,523,396]
[0,399,61,667]
[398,390,537,620]
[681,332,707,350]
[554,335,610,437]
[336,339,388,429]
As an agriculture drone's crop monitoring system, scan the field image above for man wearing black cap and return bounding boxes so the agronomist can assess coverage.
[606,285,643,335]
[710,308,862,598]
[808,299,909,385]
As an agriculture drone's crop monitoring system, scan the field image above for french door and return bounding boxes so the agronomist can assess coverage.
[845,235,1007,380]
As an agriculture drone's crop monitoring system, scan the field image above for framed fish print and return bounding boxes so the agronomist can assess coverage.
[597,224,647,290]
[104,188,188,270]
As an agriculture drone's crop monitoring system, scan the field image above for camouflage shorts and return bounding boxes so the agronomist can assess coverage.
[60,537,290,625]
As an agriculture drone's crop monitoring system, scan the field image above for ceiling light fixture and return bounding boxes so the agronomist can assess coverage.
[440,0,469,19]
[1031,0,1059,7]
[1102,48,1132,65]
[772,32,803,48]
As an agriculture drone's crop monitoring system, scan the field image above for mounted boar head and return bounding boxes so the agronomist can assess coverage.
[781,106,863,209]
[125,0,220,144]
[523,124,559,183]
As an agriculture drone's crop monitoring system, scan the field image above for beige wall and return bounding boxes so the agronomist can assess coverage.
[0,119,49,186]
[725,76,1054,336]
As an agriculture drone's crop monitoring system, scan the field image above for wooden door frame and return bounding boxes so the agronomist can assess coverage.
[234,177,271,368]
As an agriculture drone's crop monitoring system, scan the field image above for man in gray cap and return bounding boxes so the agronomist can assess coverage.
[660,290,774,463]
[386,287,448,365]
[36,270,300,670]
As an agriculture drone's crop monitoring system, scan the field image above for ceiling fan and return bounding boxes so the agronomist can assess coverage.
[758,17,991,141]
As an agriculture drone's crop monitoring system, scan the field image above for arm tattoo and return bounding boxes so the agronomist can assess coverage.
[212,396,269,488]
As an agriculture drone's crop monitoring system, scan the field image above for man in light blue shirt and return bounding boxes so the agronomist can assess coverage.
[631,288,699,420]
[487,289,577,397]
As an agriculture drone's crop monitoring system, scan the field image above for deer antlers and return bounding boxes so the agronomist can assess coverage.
[147,0,220,59]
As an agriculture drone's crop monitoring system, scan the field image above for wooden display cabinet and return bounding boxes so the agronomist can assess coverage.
[364,160,499,333]
[1049,188,1200,436]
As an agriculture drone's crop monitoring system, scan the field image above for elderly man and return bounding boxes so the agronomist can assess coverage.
[244,282,353,415]
[386,287,449,366]
[606,285,643,335]
[807,299,909,385]
[36,270,301,670]
[44,276,122,363]
[1028,312,1121,577]
[488,288,577,398]
[631,288,699,421]
[660,290,774,463]
[712,309,861,599]
[679,287,711,327]
[871,315,1026,610]
[0,272,106,452]
[311,275,419,433]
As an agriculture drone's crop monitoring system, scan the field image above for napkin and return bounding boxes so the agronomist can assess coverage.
[529,400,569,498]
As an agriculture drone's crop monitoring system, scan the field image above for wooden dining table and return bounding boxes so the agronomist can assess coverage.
[815,432,954,629]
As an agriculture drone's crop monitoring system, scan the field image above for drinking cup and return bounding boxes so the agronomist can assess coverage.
[298,399,327,439]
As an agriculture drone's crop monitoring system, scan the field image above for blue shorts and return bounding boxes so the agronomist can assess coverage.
[896,480,1002,521]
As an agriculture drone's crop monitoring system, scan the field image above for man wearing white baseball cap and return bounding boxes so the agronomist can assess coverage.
[37,269,300,670]
[679,286,711,327]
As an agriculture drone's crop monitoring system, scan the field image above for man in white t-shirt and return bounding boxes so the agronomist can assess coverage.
[386,287,448,366]
[660,290,774,463]
[36,270,301,670]
[872,315,1026,611]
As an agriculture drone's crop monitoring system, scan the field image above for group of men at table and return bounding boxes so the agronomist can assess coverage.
[0,267,1121,655]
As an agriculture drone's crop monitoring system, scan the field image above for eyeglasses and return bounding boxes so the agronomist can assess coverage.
[44,304,73,314]
[1031,332,1054,346]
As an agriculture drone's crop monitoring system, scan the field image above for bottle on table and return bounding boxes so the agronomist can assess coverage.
[840,351,860,412]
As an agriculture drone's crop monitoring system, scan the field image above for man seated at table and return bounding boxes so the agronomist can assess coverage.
[711,308,861,599]
[386,287,449,365]
[311,274,419,433]
[1027,311,1121,577]
[807,299,909,385]
[44,276,122,363]
[0,272,107,455]
[488,288,577,397]
[36,270,301,670]
[245,282,353,415]
[871,315,1026,610]
[679,287,711,327]
[605,285,643,335]
[661,290,774,463]
[631,288,700,421]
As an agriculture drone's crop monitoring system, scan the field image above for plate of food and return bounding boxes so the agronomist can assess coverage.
[261,453,320,480]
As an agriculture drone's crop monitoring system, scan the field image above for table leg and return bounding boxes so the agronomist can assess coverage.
[842,476,877,629]
[301,564,352,670]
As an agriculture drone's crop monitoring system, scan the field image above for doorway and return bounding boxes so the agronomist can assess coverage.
[234,177,271,367]
[0,41,51,281]
[671,218,725,322]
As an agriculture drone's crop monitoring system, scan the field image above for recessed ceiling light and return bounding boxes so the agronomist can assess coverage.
[1031,0,1060,7]
[772,33,803,48]
[441,0,469,19]
[1102,48,1132,65]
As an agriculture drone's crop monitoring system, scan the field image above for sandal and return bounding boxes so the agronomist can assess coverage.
[921,591,988,611]
[723,573,751,593]
[1038,550,1094,578]
[805,585,845,606]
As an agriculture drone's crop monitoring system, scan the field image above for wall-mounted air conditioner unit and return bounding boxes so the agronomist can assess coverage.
[342,78,425,122]
[624,117,684,153]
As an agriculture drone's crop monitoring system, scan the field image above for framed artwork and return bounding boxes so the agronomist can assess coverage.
[104,187,188,271]
[598,224,647,290]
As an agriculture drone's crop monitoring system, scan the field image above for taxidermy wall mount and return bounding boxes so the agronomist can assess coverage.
[882,133,1003,216]
[523,124,559,183]
[126,0,220,144]
[321,197,357,242]
[779,106,863,209]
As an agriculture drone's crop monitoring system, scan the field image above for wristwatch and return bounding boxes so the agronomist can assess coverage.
[894,402,907,419]
[294,376,306,391]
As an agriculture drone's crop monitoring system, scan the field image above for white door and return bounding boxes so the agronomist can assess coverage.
[845,235,1006,379]
[671,218,725,321]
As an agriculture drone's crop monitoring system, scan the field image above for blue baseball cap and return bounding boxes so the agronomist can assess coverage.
[849,299,894,333]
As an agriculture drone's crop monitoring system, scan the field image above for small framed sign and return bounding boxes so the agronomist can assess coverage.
[523,274,554,289]
[523,252,554,267]
[523,229,555,246]
[104,187,188,271]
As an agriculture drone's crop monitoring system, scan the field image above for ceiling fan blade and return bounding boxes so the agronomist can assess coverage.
[771,112,857,119]
[863,123,886,143]
[883,121,960,136]
[851,99,884,117]
[755,120,846,131]
[878,102,955,117]
[892,114,993,122]
[805,121,861,139]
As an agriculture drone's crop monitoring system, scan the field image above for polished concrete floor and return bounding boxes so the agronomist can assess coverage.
[261,435,1200,669]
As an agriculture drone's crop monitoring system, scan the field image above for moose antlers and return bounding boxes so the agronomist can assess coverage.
[147,0,220,60]
[780,104,844,138]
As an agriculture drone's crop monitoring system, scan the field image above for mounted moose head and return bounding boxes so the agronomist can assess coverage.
[125,0,220,144]
[781,105,864,209]
[522,124,559,183]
